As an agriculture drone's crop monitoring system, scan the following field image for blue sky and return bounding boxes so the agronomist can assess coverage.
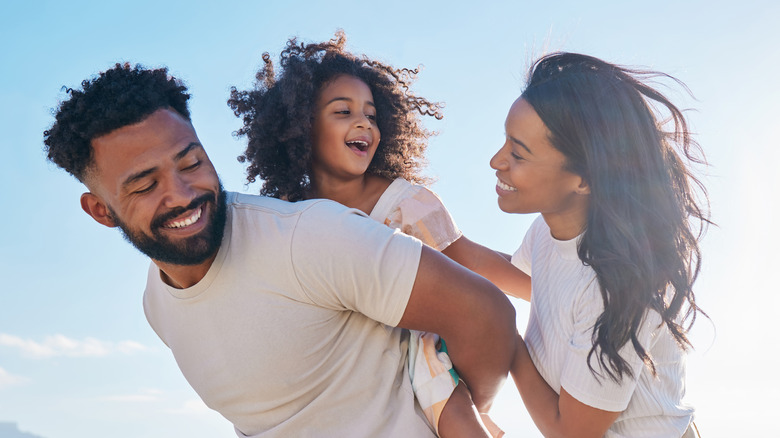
[1,1,778,436]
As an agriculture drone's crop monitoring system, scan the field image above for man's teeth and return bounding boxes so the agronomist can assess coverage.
[497,179,517,192]
[165,208,202,229]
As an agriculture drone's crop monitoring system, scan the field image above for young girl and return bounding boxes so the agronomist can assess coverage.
[228,32,528,437]
[491,52,708,437]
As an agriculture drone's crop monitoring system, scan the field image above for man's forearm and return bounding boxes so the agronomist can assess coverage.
[443,274,517,411]
[398,246,517,411]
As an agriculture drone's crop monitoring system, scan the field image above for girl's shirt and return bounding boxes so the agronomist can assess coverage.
[512,215,694,438]
[369,178,462,250]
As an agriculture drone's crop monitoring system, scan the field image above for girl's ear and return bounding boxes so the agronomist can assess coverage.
[80,192,117,228]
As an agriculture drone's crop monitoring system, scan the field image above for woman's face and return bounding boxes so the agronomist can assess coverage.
[490,98,589,237]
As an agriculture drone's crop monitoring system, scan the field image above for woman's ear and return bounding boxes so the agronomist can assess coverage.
[575,177,591,195]
[80,192,117,228]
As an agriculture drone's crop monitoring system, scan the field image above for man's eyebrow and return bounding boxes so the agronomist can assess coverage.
[121,142,203,190]
[508,135,533,155]
[174,142,203,161]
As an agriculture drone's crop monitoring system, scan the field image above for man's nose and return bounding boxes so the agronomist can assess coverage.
[162,174,197,209]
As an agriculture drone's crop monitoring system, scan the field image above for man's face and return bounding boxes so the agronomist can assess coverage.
[82,108,226,266]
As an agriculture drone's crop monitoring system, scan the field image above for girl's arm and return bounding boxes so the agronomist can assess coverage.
[511,335,620,438]
[442,235,532,301]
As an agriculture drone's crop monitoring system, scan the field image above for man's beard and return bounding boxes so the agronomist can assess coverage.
[109,184,228,266]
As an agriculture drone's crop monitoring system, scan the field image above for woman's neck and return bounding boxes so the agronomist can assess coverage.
[308,173,392,216]
[542,197,589,241]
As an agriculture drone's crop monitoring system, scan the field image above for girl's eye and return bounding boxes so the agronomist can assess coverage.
[336,110,350,115]
[366,114,376,121]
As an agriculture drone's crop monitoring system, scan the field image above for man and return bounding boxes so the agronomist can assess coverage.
[44,63,516,437]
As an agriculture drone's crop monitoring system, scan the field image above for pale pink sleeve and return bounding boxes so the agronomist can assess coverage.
[384,187,462,251]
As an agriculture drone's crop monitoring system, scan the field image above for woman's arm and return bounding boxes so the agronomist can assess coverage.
[511,335,620,438]
[442,235,532,301]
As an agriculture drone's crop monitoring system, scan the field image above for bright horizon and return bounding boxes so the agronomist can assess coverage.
[1,1,778,437]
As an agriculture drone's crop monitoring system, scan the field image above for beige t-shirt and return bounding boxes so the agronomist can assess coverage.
[144,192,435,437]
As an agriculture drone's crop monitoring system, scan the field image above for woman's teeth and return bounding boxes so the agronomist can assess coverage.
[497,179,517,192]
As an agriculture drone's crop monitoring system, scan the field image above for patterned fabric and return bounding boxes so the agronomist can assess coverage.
[370,178,462,252]
[408,333,458,434]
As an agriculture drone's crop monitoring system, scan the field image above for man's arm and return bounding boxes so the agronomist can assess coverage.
[397,245,517,412]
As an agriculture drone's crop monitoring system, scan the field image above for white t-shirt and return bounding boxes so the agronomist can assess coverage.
[512,215,694,438]
[143,192,435,438]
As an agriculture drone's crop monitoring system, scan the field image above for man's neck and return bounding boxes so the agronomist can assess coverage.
[155,252,218,289]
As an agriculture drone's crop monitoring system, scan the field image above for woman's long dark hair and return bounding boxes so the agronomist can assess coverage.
[522,53,710,382]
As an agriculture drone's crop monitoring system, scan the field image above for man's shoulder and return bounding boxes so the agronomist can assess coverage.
[228,192,350,217]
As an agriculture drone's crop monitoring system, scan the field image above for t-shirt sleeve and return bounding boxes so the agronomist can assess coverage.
[559,282,658,412]
[384,186,462,251]
[289,200,423,327]
[511,215,543,276]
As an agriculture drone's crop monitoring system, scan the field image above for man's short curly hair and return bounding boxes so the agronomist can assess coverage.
[44,63,191,182]
[228,31,443,201]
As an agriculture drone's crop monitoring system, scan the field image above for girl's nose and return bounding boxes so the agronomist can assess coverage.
[354,113,372,129]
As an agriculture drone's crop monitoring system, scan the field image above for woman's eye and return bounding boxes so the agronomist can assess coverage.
[336,110,350,115]
[511,152,524,161]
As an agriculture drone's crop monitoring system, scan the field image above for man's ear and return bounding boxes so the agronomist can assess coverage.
[80,192,117,228]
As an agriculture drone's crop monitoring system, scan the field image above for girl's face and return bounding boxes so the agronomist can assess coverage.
[490,98,589,236]
[311,75,381,182]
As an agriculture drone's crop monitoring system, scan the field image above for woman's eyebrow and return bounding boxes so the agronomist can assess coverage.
[508,135,533,155]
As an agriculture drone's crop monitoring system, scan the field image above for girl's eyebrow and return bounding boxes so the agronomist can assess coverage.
[325,96,375,107]
[508,135,533,155]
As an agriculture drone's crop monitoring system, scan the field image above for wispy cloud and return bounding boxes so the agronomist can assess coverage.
[0,333,149,358]
[99,388,163,403]
[0,366,29,388]
[167,398,213,415]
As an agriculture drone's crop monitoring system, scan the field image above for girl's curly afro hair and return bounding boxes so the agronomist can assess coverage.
[228,31,443,201]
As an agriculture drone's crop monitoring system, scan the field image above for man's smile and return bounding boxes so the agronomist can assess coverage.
[163,206,203,229]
